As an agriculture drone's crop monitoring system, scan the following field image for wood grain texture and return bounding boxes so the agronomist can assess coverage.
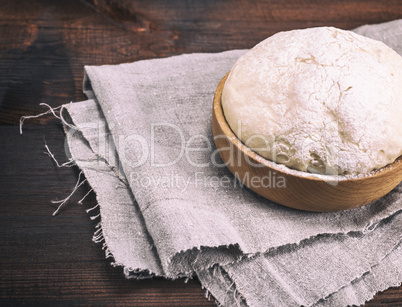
[0,0,401,305]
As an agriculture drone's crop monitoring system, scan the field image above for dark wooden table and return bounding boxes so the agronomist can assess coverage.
[1,0,402,306]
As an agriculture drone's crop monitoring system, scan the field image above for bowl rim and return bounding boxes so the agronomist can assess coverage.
[214,72,402,183]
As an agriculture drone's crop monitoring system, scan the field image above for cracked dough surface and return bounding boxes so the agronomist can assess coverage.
[222,26,402,175]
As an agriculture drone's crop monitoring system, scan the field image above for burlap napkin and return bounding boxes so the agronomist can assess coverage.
[61,20,402,306]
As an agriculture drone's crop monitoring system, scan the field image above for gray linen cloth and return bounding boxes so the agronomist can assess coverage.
[61,20,402,306]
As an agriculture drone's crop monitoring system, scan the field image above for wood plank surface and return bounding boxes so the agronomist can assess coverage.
[1,0,401,306]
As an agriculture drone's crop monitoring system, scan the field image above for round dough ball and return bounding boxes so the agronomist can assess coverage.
[222,27,402,175]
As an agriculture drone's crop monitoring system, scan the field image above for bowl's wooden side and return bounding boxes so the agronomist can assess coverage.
[212,73,402,212]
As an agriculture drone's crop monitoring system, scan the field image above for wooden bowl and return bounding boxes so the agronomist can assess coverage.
[212,73,402,212]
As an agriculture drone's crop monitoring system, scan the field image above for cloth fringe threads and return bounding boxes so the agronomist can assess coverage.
[20,104,91,216]
[21,104,114,278]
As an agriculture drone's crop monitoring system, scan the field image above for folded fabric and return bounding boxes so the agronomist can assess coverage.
[61,19,402,306]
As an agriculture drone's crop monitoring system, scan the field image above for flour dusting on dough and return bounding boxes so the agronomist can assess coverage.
[222,27,402,175]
